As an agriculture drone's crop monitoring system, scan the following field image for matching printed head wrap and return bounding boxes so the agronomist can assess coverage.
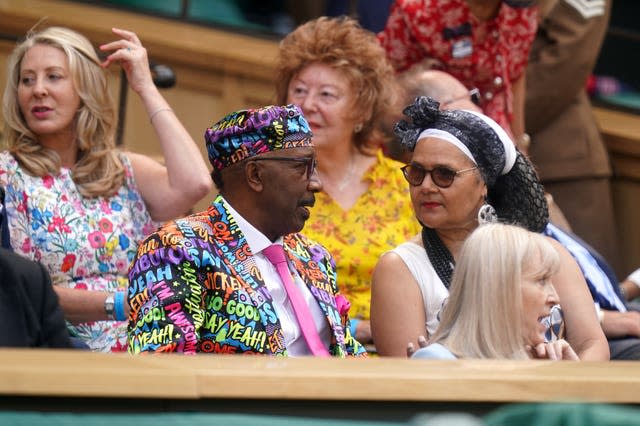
[205,104,313,171]
[395,96,548,232]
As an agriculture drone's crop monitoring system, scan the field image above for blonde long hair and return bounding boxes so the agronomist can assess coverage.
[431,223,560,359]
[2,26,124,197]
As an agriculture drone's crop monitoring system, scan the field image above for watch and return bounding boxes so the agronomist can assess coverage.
[104,293,115,320]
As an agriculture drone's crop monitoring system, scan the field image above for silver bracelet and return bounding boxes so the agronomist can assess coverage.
[149,107,173,123]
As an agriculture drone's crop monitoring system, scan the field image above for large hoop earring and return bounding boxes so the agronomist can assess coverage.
[477,203,497,225]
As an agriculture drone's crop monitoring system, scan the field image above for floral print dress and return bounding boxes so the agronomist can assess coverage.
[378,0,537,136]
[302,151,421,320]
[0,151,156,352]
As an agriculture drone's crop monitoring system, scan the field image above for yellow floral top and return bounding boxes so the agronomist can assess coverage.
[303,151,421,319]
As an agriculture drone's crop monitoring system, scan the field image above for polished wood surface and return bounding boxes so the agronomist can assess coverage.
[1,349,639,404]
[594,107,640,166]
[593,107,640,274]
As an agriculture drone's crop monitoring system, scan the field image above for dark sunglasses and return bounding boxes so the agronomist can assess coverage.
[442,88,481,107]
[251,156,317,179]
[401,164,478,188]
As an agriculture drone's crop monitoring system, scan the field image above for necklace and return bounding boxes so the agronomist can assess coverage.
[319,156,357,192]
[336,157,357,192]
[421,227,455,288]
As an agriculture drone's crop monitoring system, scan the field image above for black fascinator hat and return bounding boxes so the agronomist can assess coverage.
[395,96,548,232]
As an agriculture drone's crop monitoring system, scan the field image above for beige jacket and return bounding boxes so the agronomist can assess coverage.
[525,0,612,181]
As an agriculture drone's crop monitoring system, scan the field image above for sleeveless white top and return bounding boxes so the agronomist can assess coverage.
[390,241,450,337]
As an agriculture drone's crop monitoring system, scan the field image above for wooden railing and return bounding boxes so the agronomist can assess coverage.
[594,107,640,274]
[0,348,639,418]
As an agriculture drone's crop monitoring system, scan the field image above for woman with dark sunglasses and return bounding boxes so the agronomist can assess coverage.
[370,96,609,360]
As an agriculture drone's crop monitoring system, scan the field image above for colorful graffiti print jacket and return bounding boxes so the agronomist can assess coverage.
[127,195,367,356]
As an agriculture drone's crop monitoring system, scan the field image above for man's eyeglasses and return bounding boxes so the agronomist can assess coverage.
[401,164,478,188]
[251,156,317,179]
[442,88,481,107]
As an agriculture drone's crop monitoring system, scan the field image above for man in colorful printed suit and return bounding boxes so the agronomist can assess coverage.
[127,104,366,356]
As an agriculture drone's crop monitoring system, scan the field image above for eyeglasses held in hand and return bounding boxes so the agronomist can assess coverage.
[442,88,481,107]
[251,156,317,179]
[401,164,478,188]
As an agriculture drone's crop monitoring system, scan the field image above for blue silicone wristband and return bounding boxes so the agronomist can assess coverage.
[349,319,360,337]
[114,291,126,322]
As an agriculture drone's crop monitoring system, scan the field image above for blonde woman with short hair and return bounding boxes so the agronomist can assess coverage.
[412,223,578,360]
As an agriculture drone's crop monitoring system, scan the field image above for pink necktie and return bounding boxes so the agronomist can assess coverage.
[262,244,330,357]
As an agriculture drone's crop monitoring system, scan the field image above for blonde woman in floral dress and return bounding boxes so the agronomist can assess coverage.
[276,17,420,345]
[0,26,211,351]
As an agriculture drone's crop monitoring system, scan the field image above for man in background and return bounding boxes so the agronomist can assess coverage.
[525,0,619,274]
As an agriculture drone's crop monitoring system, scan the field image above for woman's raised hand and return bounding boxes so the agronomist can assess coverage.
[99,28,154,94]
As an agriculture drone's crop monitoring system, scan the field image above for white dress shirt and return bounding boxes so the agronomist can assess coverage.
[221,197,331,356]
